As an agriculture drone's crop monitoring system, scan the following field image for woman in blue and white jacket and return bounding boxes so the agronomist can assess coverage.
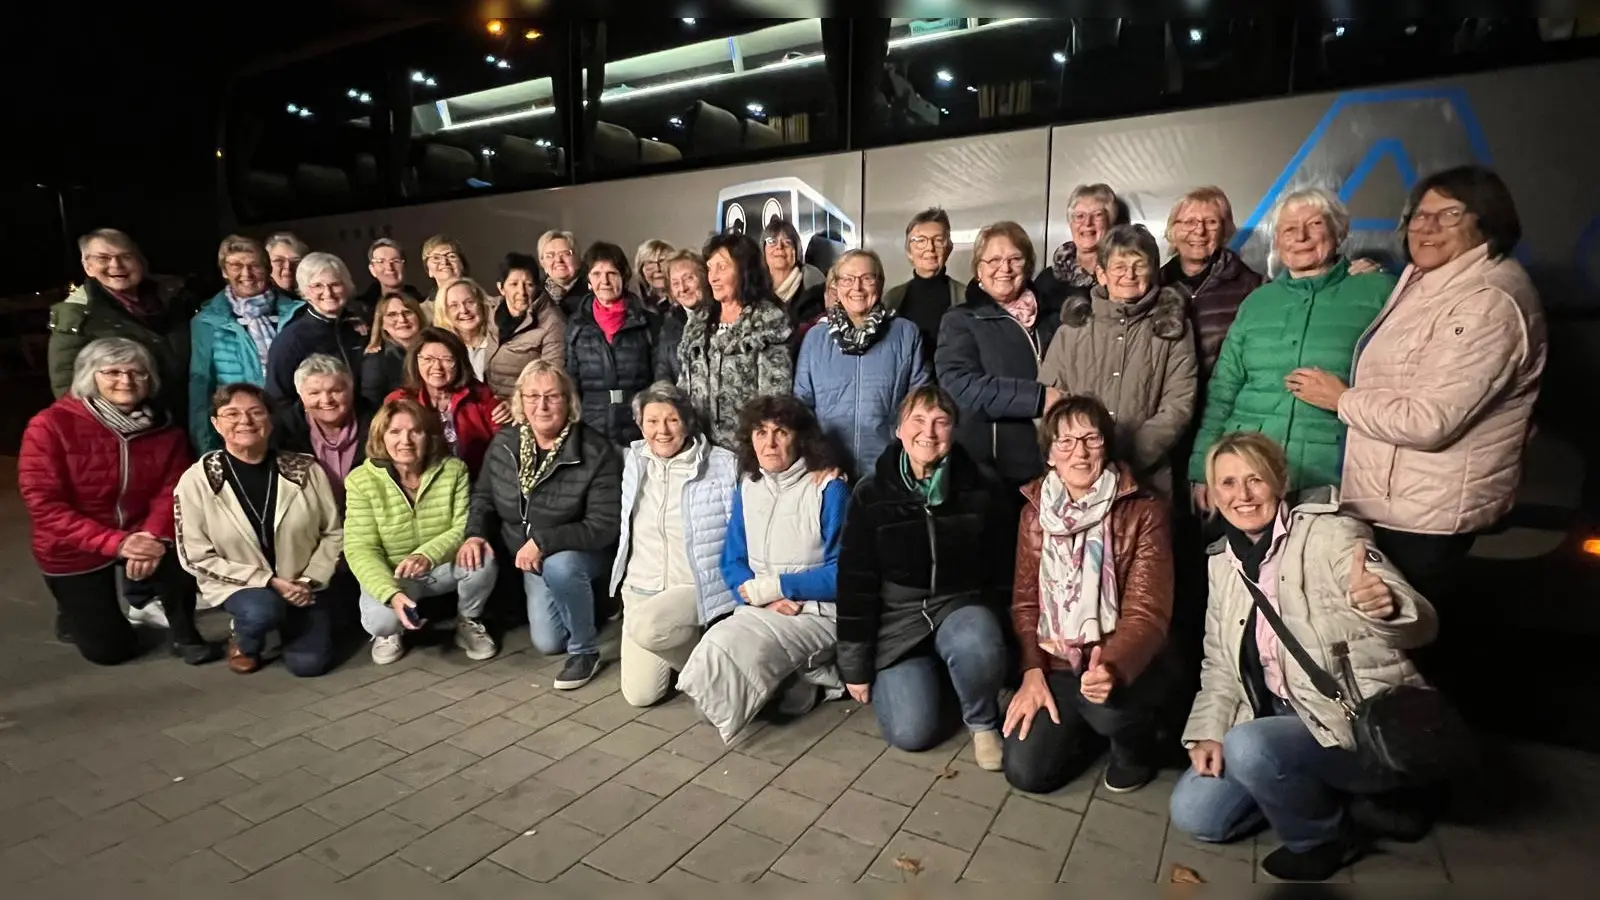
[794,249,929,482]
[678,395,850,742]
[610,381,740,708]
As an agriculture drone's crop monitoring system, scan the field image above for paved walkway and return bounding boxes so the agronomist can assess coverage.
[1,497,1597,886]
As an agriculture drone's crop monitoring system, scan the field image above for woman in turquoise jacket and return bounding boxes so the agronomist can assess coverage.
[1189,188,1397,508]
[189,235,304,450]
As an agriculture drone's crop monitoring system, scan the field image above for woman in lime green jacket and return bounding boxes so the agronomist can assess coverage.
[1189,188,1397,510]
[345,397,499,666]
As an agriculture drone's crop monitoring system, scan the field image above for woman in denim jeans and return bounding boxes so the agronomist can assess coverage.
[1169,432,1438,881]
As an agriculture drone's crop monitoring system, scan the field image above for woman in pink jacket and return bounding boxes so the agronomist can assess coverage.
[1283,166,1544,613]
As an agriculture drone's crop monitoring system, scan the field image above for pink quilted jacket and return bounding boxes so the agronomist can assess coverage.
[1337,243,1546,535]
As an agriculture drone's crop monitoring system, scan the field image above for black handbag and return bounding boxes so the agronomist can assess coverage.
[1239,575,1476,780]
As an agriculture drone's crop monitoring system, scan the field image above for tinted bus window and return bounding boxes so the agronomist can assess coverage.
[396,20,570,202]
[591,19,837,174]
[1293,18,1600,91]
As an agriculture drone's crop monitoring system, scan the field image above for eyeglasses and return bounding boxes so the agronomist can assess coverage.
[540,250,574,263]
[97,368,150,383]
[217,409,270,422]
[1071,210,1111,226]
[1107,261,1151,278]
[521,392,565,407]
[1176,217,1223,233]
[1052,434,1105,451]
[383,310,417,321]
[979,255,1026,271]
[426,252,462,264]
[907,235,950,249]
[224,261,264,275]
[417,354,455,367]
[1407,206,1468,230]
[835,274,880,290]
[86,252,138,267]
[270,256,302,268]
[762,237,796,249]
[370,257,404,268]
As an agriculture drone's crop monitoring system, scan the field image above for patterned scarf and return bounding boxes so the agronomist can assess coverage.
[544,277,574,303]
[226,286,281,370]
[825,302,891,355]
[84,396,158,436]
[773,267,804,303]
[1050,241,1098,287]
[998,288,1039,330]
[517,422,571,494]
[1036,468,1120,670]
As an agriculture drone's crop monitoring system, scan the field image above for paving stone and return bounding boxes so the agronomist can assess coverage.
[430,668,517,701]
[302,738,407,786]
[569,694,645,732]
[400,813,517,880]
[555,781,661,837]
[676,823,787,883]
[961,832,1067,882]
[450,859,532,886]
[33,800,164,863]
[737,714,834,766]
[839,705,882,735]
[772,754,858,804]
[139,765,257,820]
[437,691,520,727]
[379,712,471,752]
[239,687,326,718]
[164,847,247,882]
[237,709,330,748]
[864,829,973,883]
[902,790,996,852]
[344,852,442,886]
[486,678,548,703]
[1029,766,1099,813]
[304,811,428,877]
[589,721,675,762]
[71,732,190,779]
[638,783,744,841]
[614,748,709,797]
[533,745,633,796]
[222,768,334,823]
[661,722,731,764]
[386,742,482,789]
[1158,822,1256,884]
[304,772,416,826]
[582,821,698,882]
[445,715,539,757]
[502,694,587,731]
[1092,766,1179,818]
[0,760,94,811]
[242,851,343,886]
[808,726,888,771]
[770,826,878,883]
[490,817,606,881]
[547,669,619,706]
[1059,799,1166,881]
[116,805,253,868]
[213,807,340,873]
[369,689,455,724]
[691,751,783,801]
[31,842,154,889]
[636,697,704,734]
[927,760,1011,810]
[728,785,827,845]
[388,774,499,829]
[227,736,336,781]
[300,664,394,696]
[517,718,607,759]
[990,793,1083,853]
[472,777,580,832]
[53,760,174,817]
[881,730,966,772]
[163,708,262,746]
[302,685,388,720]
[853,754,939,806]
[458,746,556,791]
[654,865,714,883]
[366,669,447,699]
[304,711,393,751]
[815,788,913,848]
[152,733,259,778]
[0,841,59,882]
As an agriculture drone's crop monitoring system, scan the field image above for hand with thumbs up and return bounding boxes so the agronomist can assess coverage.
[1079,645,1116,705]
[1347,542,1396,620]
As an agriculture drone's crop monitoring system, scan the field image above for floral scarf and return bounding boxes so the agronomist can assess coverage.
[517,422,571,494]
[1050,240,1098,288]
[998,288,1040,330]
[825,303,891,355]
[1036,468,1120,670]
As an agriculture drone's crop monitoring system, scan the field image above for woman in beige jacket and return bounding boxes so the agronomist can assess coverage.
[1285,166,1544,609]
[175,383,344,676]
[485,252,566,399]
[1169,432,1437,882]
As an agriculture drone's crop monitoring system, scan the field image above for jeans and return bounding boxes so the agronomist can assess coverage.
[1168,708,1397,852]
[872,603,1006,751]
[43,555,202,666]
[1003,662,1166,794]
[523,550,606,656]
[223,587,335,677]
[358,559,499,638]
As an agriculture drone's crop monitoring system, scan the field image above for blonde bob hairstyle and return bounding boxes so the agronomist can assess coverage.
[1164,185,1239,249]
[437,277,493,339]
[970,221,1037,282]
[633,238,675,295]
[511,359,583,427]
[365,397,451,472]
[1203,431,1292,502]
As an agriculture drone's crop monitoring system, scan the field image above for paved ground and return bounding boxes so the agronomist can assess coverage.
[2,489,1598,887]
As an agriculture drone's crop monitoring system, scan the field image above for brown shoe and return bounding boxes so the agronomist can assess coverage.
[227,640,259,674]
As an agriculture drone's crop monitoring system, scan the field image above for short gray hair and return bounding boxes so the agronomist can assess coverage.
[631,380,702,436]
[537,230,576,257]
[368,237,403,259]
[1067,183,1118,216]
[265,232,310,257]
[1270,187,1351,250]
[78,228,142,259]
[293,353,352,394]
[1095,223,1161,271]
[71,338,157,400]
[296,251,355,294]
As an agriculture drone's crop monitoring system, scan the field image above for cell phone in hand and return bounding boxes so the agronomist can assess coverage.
[402,602,423,628]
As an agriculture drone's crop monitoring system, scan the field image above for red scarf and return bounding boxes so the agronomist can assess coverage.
[593,298,626,343]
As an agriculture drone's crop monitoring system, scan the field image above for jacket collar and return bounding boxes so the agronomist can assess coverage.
[1399,241,1494,301]
[199,450,318,494]
[873,441,982,498]
[574,293,650,331]
[1204,484,1341,555]
[961,278,1023,318]
[1275,256,1352,296]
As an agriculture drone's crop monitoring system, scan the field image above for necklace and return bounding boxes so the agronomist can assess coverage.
[224,453,276,550]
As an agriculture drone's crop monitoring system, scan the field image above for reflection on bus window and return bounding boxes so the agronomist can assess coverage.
[715,177,857,275]
[591,19,836,173]
[1294,18,1600,91]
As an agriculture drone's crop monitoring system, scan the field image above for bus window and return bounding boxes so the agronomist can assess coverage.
[395,20,569,202]
[1291,18,1600,91]
[591,19,837,174]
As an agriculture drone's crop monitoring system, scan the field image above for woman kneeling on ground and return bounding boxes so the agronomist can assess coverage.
[1168,431,1438,882]
[1004,394,1174,795]
[677,395,849,742]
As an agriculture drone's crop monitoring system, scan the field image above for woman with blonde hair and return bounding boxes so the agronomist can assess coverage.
[421,234,467,319]
[436,276,498,384]
[361,292,428,406]
[634,238,676,316]
[656,249,706,384]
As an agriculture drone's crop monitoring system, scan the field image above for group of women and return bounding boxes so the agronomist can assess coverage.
[23,161,1543,881]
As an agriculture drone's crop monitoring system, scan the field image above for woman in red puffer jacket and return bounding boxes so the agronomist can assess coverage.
[19,338,218,665]
[384,327,508,478]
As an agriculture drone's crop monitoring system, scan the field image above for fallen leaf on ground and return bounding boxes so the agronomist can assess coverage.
[893,855,923,878]
[938,766,957,779]
[1170,863,1205,883]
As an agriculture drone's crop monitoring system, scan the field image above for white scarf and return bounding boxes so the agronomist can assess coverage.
[1036,468,1120,670]
[774,267,804,303]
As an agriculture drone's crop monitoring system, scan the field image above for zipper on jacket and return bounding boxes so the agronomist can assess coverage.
[923,503,938,629]
[113,434,131,529]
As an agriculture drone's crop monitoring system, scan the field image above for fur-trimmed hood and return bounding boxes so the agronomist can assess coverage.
[1061,283,1190,341]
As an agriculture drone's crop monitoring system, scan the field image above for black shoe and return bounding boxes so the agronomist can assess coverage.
[1102,756,1156,793]
[1261,836,1360,882]
[171,640,222,666]
[55,614,75,645]
[1348,789,1435,843]
[553,652,600,690]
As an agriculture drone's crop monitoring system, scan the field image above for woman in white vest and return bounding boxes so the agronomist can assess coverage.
[678,395,849,742]
[609,381,740,707]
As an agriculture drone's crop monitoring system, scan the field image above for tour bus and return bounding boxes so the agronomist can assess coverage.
[227,18,1600,748]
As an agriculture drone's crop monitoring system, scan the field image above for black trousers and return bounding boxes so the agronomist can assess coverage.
[43,555,202,666]
[1003,661,1168,795]
[1371,525,1475,687]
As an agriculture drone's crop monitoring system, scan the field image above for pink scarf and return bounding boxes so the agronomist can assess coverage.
[999,289,1039,329]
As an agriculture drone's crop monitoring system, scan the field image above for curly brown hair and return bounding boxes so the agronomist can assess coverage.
[734,395,831,480]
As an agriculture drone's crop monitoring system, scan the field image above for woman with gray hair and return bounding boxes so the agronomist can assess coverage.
[761,218,826,345]
[19,338,217,665]
[265,252,371,403]
[265,232,309,296]
[1035,183,1120,318]
[1188,186,1396,511]
[272,353,376,501]
[1039,223,1198,496]
[605,381,739,706]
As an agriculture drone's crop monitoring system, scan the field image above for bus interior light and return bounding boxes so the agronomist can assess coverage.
[936,69,954,83]
[1052,51,1066,63]
[524,29,542,41]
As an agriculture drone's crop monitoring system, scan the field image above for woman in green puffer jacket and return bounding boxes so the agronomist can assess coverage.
[1189,188,1397,510]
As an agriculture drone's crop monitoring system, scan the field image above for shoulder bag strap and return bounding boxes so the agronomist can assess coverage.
[1238,574,1352,712]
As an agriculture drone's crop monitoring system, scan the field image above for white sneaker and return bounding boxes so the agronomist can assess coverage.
[371,634,405,665]
[127,601,169,629]
[454,617,498,661]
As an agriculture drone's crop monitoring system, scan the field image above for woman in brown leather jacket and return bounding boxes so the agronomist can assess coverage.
[1004,394,1175,795]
